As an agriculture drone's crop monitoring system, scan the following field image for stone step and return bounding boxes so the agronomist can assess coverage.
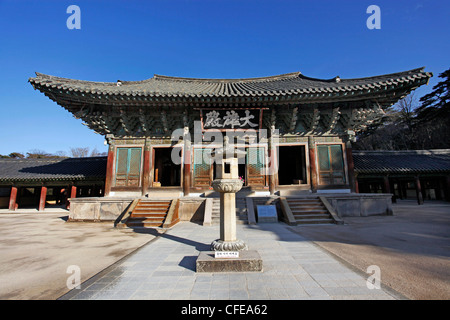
[295,218,335,224]
[127,221,165,227]
[294,213,331,219]
[137,202,171,206]
[128,217,166,223]
[133,209,169,214]
[135,204,170,208]
[130,213,166,218]
[208,198,248,225]
[287,201,323,206]
[285,197,335,225]
[125,199,173,229]
[289,205,325,210]
[291,209,329,214]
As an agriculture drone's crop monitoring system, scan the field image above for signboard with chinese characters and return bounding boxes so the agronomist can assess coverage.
[200,109,263,131]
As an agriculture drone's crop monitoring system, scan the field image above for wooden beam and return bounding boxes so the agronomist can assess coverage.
[119,108,130,134]
[289,106,298,132]
[329,107,341,131]
[138,108,148,133]
[310,107,320,132]
[161,110,169,134]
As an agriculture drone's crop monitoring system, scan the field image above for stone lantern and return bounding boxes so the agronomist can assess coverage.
[210,136,248,252]
[196,136,262,272]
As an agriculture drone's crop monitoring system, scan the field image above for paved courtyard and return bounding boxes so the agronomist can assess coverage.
[1,200,448,301]
[0,210,154,300]
[60,222,399,300]
[290,200,450,300]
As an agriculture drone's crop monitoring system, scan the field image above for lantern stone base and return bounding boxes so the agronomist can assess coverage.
[210,239,248,251]
[196,250,263,273]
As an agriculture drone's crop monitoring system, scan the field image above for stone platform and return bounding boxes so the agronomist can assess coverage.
[196,250,263,273]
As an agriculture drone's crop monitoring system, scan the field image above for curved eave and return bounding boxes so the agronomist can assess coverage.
[28,68,432,107]
[30,80,430,110]
[0,176,105,183]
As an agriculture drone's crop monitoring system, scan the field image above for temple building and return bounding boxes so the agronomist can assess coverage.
[22,67,434,224]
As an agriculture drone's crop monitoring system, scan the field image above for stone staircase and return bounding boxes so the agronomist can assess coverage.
[211,198,220,225]
[124,199,173,228]
[209,198,248,225]
[286,197,335,225]
[236,197,248,224]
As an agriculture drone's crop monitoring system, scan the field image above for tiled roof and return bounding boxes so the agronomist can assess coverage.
[29,68,431,105]
[353,149,450,174]
[0,157,107,183]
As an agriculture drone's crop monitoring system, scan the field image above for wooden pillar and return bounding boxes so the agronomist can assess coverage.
[268,126,277,195]
[39,186,47,212]
[183,130,191,197]
[383,176,391,194]
[142,143,151,196]
[354,174,360,194]
[445,175,450,202]
[345,140,357,193]
[66,185,77,210]
[415,176,424,205]
[268,147,277,195]
[401,181,407,199]
[9,186,18,211]
[308,136,318,192]
[71,185,77,199]
[65,186,70,209]
[104,144,115,197]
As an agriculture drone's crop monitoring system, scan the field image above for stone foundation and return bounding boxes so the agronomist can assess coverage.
[196,250,263,273]
[68,193,393,222]
[68,197,133,221]
[68,196,206,222]
[324,193,393,217]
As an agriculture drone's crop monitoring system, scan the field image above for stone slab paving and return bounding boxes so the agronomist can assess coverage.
[61,222,398,300]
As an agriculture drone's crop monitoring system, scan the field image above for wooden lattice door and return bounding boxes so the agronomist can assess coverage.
[246,147,266,187]
[193,148,212,188]
[317,144,346,185]
[115,147,142,187]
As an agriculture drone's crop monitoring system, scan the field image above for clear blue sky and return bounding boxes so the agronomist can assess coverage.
[0,0,448,156]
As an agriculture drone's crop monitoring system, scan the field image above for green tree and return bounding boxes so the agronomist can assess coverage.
[417,68,450,121]
[414,68,450,149]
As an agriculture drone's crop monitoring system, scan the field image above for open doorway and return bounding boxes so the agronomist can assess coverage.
[238,155,246,186]
[153,147,181,187]
[277,145,307,185]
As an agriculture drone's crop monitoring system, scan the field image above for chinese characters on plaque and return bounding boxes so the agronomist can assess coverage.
[202,109,261,130]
